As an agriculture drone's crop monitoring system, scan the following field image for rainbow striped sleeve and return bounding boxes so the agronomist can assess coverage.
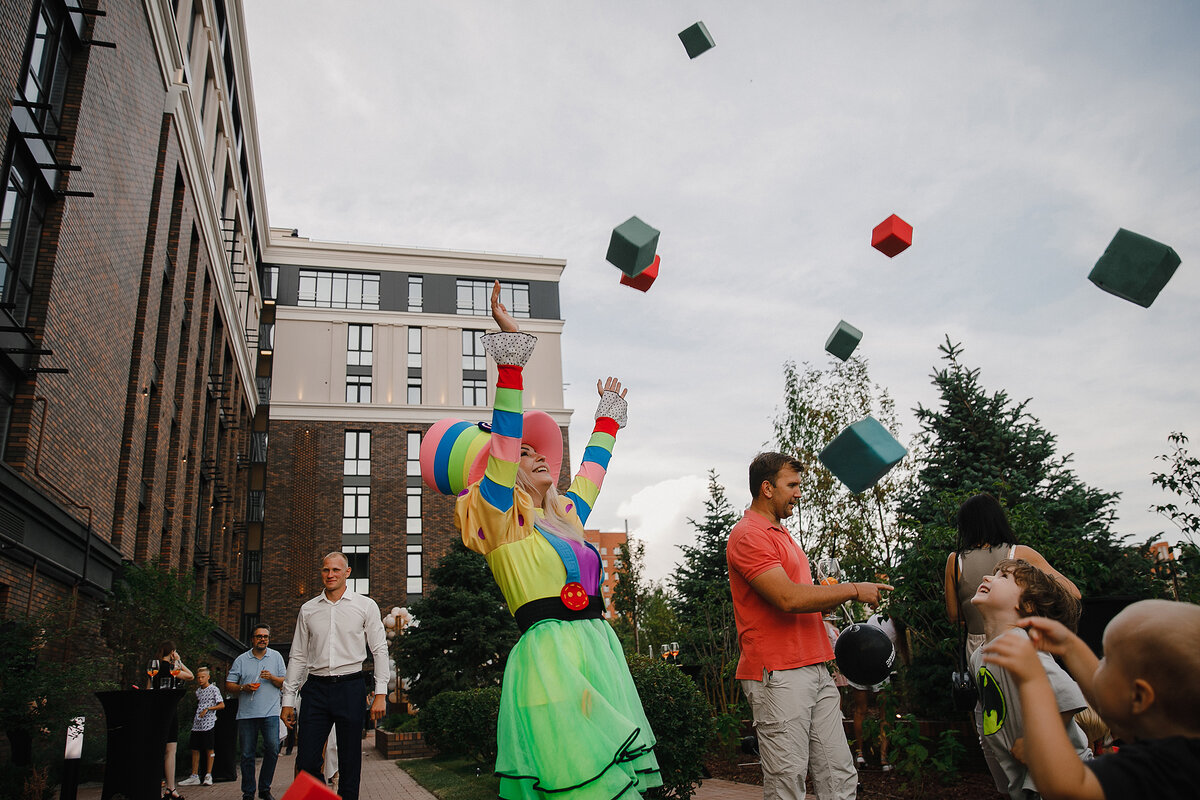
[564,417,618,525]
[479,365,523,513]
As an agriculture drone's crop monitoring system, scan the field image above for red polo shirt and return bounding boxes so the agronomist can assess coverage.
[727,509,833,680]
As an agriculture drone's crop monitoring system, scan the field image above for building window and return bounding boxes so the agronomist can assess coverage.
[342,486,370,541]
[408,327,422,369]
[462,330,486,371]
[346,374,372,403]
[344,545,369,595]
[261,265,278,301]
[347,324,372,366]
[0,155,47,327]
[344,430,370,476]
[406,433,422,595]
[247,490,265,522]
[244,551,261,584]
[297,269,380,309]
[457,279,529,318]
[462,379,486,407]
[407,327,421,404]
[408,275,422,312]
[407,432,422,477]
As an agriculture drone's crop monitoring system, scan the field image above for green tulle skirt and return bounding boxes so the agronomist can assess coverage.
[496,617,662,800]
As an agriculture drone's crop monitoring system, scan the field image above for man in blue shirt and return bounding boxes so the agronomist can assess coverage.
[226,624,287,800]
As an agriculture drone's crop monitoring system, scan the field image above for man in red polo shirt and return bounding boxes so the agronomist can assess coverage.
[727,452,892,800]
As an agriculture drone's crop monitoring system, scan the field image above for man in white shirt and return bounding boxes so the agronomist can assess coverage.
[280,552,388,800]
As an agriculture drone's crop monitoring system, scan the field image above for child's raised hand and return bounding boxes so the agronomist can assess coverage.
[1015,616,1076,655]
[982,629,1046,686]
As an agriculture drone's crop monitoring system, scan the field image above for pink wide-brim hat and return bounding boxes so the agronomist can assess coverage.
[419,410,563,496]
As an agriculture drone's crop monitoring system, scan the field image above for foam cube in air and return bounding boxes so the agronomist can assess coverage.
[871,214,913,257]
[606,216,660,277]
[281,770,338,800]
[620,254,660,292]
[818,416,907,494]
[678,22,715,59]
[1088,228,1181,308]
[825,320,863,361]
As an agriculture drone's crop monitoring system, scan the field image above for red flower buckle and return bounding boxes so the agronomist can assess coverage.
[561,583,589,611]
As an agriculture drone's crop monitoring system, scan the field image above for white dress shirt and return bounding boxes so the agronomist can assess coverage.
[281,589,388,706]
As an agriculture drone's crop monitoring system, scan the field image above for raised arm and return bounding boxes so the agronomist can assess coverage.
[476,282,537,514]
[564,377,628,526]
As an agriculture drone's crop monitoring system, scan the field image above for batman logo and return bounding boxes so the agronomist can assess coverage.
[977,665,1006,736]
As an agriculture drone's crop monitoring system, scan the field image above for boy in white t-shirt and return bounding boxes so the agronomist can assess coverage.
[179,667,225,786]
[969,559,1091,799]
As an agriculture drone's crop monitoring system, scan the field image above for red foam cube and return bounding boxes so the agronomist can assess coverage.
[619,254,660,292]
[282,771,339,800]
[871,214,913,257]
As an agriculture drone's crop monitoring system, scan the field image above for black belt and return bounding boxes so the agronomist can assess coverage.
[306,671,364,685]
[514,595,603,634]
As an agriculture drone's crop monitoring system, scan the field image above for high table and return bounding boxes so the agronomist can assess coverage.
[96,688,184,800]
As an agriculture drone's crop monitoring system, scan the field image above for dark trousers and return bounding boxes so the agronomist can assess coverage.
[295,679,365,800]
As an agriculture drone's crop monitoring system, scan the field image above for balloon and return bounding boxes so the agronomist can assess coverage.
[834,623,896,690]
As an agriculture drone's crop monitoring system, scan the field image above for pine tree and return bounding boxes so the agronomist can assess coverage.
[889,338,1158,717]
[610,536,649,654]
[671,471,741,714]
[396,541,518,709]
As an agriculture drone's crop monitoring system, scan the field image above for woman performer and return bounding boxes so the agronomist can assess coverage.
[420,282,661,800]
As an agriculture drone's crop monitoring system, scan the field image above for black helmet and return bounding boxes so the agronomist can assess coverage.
[834,623,896,689]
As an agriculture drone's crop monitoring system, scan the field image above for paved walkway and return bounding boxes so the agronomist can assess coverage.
[76,747,778,800]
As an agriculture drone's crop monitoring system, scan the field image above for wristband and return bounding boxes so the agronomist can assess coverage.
[852,584,860,600]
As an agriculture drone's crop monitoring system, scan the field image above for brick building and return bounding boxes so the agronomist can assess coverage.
[257,229,569,639]
[0,0,575,674]
[0,0,270,656]
[584,528,628,619]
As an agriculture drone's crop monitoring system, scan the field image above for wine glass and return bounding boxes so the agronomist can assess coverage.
[660,644,669,660]
[146,659,160,688]
[170,659,182,689]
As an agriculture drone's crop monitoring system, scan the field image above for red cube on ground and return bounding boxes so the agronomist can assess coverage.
[281,771,338,800]
[871,214,913,257]
[619,254,660,292]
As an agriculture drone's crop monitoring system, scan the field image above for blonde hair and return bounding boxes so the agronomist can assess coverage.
[515,471,584,543]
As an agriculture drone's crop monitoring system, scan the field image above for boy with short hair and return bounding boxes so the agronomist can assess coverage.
[984,599,1200,800]
[969,559,1092,799]
[180,667,225,786]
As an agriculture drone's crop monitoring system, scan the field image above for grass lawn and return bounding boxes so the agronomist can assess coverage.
[397,756,501,800]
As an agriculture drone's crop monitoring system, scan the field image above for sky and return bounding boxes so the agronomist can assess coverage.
[242,2,1200,583]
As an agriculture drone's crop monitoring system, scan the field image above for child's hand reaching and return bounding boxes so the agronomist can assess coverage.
[982,629,1047,687]
[1015,617,1076,655]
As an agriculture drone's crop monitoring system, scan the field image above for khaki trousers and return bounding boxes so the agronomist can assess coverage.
[742,664,857,800]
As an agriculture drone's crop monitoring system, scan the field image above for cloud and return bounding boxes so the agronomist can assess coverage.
[609,474,718,585]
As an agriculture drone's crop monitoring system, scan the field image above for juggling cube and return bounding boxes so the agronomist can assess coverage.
[818,416,907,494]
[606,216,660,277]
[1088,228,1180,308]
[678,21,715,59]
[825,320,863,361]
[282,770,338,800]
[871,214,913,257]
[620,254,660,292]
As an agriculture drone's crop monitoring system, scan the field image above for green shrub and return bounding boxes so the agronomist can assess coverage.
[422,687,501,763]
[626,654,714,800]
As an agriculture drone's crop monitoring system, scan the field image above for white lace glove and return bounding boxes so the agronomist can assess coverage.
[481,331,536,366]
[595,391,628,429]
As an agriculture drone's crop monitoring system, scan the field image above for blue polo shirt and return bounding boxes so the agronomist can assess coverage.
[228,647,286,719]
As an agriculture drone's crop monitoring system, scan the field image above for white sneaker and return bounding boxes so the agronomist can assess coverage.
[202,775,213,786]
[179,776,201,786]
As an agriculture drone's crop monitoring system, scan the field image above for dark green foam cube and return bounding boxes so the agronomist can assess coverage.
[825,320,863,362]
[606,216,660,277]
[1088,228,1180,308]
[818,416,907,494]
[678,21,715,59]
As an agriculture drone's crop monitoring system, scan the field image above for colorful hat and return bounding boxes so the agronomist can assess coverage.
[420,410,564,496]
